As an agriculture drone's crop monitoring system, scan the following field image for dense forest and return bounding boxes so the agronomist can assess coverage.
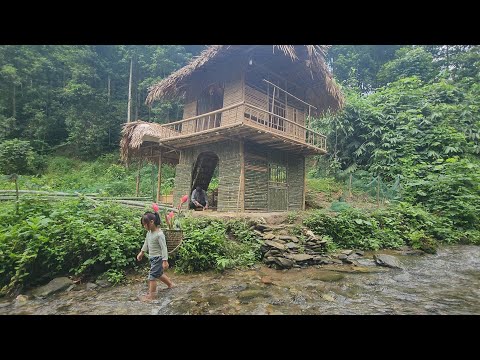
[1,45,479,295]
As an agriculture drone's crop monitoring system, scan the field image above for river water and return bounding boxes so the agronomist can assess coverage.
[1,245,479,315]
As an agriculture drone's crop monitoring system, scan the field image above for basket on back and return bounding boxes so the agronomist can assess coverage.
[164,229,184,254]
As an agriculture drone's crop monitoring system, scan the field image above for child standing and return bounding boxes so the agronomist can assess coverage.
[137,211,175,302]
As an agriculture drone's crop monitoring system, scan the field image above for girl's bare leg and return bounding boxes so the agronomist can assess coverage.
[140,280,157,302]
[159,274,175,288]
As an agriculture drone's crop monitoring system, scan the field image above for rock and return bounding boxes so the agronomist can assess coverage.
[264,249,281,257]
[263,256,276,264]
[255,224,273,232]
[355,250,365,256]
[15,294,29,303]
[95,279,110,288]
[237,290,270,302]
[264,240,286,250]
[322,294,335,302]
[31,277,74,298]
[86,283,98,290]
[312,271,345,282]
[261,276,275,285]
[278,235,299,242]
[341,250,353,255]
[374,254,403,269]
[346,253,359,261]
[263,233,276,240]
[285,242,299,249]
[285,253,314,262]
[253,230,264,237]
[356,258,376,267]
[303,229,318,240]
[273,257,294,269]
[338,254,348,260]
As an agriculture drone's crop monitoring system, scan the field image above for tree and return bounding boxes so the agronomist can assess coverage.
[0,139,37,212]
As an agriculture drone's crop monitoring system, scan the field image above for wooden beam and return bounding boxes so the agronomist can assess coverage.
[302,157,306,211]
[156,150,162,203]
[239,141,245,212]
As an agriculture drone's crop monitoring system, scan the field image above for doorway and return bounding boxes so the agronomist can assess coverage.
[191,151,219,210]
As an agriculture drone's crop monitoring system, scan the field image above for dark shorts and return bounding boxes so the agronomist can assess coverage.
[148,256,164,280]
[189,199,206,209]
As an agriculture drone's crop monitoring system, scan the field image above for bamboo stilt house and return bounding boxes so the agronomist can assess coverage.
[121,45,344,211]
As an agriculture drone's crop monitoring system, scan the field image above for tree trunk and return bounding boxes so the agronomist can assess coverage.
[135,57,140,120]
[107,75,111,104]
[135,84,139,120]
[13,84,16,118]
[127,58,133,122]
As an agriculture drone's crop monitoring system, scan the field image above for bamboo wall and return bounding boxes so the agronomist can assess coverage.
[244,143,268,211]
[287,153,305,210]
[222,78,244,125]
[173,140,241,212]
[183,101,197,119]
[244,143,305,211]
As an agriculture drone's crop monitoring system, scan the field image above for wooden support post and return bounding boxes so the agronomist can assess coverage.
[136,158,142,197]
[157,150,162,203]
[238,141,245,212]
[302,158,306,211]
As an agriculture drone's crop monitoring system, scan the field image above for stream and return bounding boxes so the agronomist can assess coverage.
[1,245,479,315]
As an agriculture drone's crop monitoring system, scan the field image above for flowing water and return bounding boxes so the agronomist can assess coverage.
[1,245,479,315]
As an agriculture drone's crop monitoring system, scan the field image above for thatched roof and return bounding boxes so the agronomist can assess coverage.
[120,120,180,163]
[146,45,344,112]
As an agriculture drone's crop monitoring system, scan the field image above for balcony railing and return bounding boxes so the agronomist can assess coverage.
[160,102,327,152]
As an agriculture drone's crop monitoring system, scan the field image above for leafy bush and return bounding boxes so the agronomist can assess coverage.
[174,218,262,273]
[303,202,468,251]
[0,198,143,296]
[0,139,44,175]
[403,157,480,230]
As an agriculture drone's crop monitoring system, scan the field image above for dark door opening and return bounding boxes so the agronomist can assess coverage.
[191,152,219,210]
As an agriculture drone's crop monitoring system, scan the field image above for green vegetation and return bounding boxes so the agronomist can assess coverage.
[1,45,479,294]
[0,153,176,197]
[174,218,262,273]
[0,198,144,296]
[304,202,479,252]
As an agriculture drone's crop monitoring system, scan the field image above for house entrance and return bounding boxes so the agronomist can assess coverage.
[191,151,219,210]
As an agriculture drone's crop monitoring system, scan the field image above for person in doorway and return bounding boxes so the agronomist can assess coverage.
[136,210,175,302]
[190,185,208,210]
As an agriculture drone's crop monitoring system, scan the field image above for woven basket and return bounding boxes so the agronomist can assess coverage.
[164,229,184,254]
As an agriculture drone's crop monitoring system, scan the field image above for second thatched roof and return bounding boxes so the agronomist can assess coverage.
[146,45,344,112]
[120,120,180,163]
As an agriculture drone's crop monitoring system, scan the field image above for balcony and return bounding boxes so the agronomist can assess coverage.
[157,102,327,155]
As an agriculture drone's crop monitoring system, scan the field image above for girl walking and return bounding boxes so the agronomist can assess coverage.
[137,209,175,302]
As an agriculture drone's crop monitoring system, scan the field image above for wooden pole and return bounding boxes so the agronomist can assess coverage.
[157,150,163,203]
[151,147,155,201]
[127,58,133,123]
[239,141,245,212]
[107,75,111,104]
[136,158,142,197]
[302,158,306,211]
